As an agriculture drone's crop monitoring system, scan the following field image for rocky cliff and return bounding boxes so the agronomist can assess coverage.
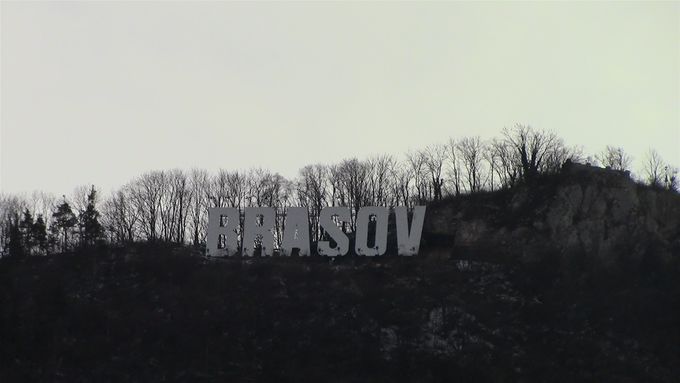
[424,162,680,268]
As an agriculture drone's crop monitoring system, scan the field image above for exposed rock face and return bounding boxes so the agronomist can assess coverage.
[424,163,680,267]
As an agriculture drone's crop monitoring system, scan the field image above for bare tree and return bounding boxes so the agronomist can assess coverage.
[487,138,520,188]
[246,169,287,245]
[597,146,633,171]
[227,171,248,210]
[502,124,563,182]
[543,145,584,174]
[159,172,176,242]
[188,168,210,245]
[367,154,397,206]
[130,171,165,241]
[209,169,230,208]
[335,159,370,231]
[391,161,413,208]
[422,144,447,201]
[643,149,678,191]
[328,164,344,207]
[168,169,191,243]
[297,164,328,241]
[28,191,57,222]
[643,149,665,188]
[102,185,139,243]
[406,151,428,204]
[445,138,463,196]
[247,168,284,208]
[457,136,486,193]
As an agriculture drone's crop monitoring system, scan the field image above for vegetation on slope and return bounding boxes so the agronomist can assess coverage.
[1,241,678,382]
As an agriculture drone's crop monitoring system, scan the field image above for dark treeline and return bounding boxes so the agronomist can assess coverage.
[1,125,678,257]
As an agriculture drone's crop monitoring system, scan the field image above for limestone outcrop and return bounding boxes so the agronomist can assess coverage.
[424,163,680,267]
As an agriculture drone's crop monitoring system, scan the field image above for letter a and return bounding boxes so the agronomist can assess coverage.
[281,207,311,256]
[318,207,350,257]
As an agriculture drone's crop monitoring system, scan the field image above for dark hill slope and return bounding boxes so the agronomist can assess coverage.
[1,243,679,382]
[1,168,679,382]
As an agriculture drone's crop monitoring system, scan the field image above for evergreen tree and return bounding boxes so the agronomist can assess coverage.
[32,215,48,255]
[7,214,24,257]
[48,222,60,255]
[80,186,103,246]
[53,199,78,252]
[18,209,34,254]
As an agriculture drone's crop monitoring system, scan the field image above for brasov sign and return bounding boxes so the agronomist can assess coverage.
[207,206,426,257]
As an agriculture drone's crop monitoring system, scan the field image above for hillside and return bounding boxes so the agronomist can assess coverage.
[1,166,679,382]
[425,162,680,268]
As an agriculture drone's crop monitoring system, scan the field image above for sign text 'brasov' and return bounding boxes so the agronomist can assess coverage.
[207,206,426,257]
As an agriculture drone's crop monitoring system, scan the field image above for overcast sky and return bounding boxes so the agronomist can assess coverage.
[1,1,678,195]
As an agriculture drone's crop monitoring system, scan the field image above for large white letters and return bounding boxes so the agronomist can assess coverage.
[206,206,426,257]
[206,207,240,257]
[281,207,311,256]
[394,206,426,256]
[242,207,276,257]
[354,207,389,256]
[317,207,350,257]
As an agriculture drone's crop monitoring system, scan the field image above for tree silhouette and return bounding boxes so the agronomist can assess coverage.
[457,137,485,193]
[19,209,34,253]
[597,146,633,171]
[33,215,48,255]
[53,199,78,252]
[6,213,24,257]
[80,186,103,246]
[423,145,447,201]
[502,124,567,182]
[644,149,665,188]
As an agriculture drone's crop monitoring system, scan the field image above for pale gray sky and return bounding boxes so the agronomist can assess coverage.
[1,1,678,195]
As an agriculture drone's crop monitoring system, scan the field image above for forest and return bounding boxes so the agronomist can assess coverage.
[1,124,677,257]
